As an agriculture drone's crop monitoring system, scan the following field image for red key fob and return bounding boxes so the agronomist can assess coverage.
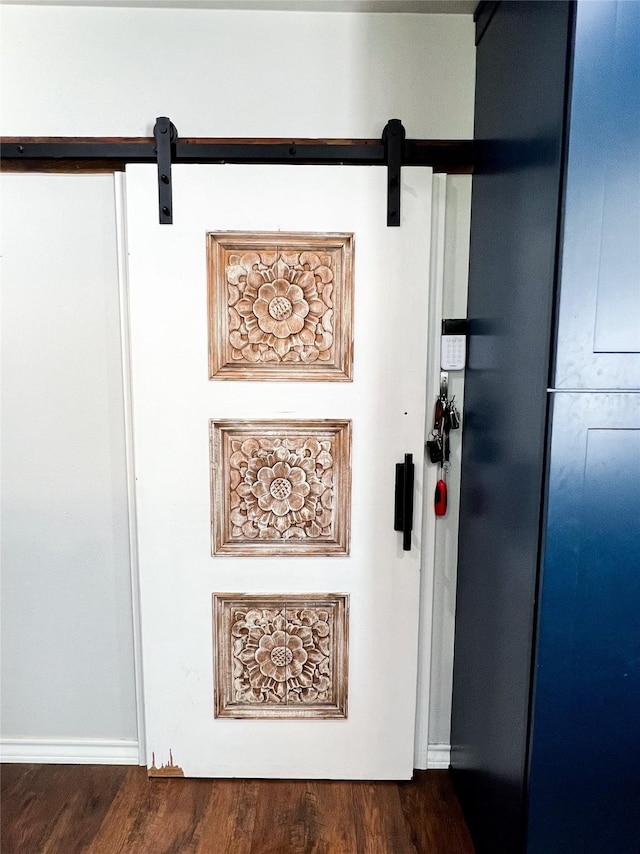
[435,479,448,516]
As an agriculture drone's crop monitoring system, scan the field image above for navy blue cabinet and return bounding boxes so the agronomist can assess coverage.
[451,3,640,853]
[528,6,640,849]
[554,0,640,390]
[527,394,640,853]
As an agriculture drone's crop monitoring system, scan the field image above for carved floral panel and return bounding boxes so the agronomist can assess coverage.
[207,232,354,381]
[211,420,351,556]
[213,594,349,719]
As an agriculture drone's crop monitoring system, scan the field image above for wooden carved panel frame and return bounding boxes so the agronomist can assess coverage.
[207,232,354,381]
[211,420,352,556]
[213,593,349,719]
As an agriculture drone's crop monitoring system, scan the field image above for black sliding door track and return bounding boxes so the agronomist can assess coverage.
[1,119,474,225]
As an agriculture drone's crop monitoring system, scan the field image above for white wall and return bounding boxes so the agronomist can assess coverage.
[0,174,138,747]
[0,6,473,138]
[428,172,470,749]
[0,4,474,757]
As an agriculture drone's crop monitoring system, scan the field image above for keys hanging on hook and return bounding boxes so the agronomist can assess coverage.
[429,387,460,518]
[427,435,443,464]
[427,395,445,463]
[435,466,448,516]
[446,395,461,431]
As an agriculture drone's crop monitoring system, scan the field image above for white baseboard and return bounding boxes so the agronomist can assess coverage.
[0,736,445,772]
[0,738,140,765]
[426,743,451,770]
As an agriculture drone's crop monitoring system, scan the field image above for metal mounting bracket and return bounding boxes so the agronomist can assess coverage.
[440,371,449,401]
[382,118,406,227]
[153,117,178,224]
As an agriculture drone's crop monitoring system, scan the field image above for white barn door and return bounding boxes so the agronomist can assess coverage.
[125,164,432,779]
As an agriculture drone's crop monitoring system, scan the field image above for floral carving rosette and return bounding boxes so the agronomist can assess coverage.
[214,594,349,719]
[211,421,351,556]
[231,436,333,541]
[232,606,333,705]
[229,252,333,363]
[207,233,353,381]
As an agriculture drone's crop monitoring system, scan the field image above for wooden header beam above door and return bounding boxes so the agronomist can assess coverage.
[1,118,474,225]
[0,137,474,172]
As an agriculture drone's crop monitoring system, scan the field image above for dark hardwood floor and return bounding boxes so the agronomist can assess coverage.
[0,764,474,854]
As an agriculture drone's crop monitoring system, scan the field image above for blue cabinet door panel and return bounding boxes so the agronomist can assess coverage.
[554,0,640,389]
[527,392,640,854]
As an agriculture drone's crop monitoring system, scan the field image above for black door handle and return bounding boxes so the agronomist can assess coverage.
[394,453,414,551]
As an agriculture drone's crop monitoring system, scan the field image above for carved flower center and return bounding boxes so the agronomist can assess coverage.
[268,297,293,321]
[270,646,293,667]
[269,477,292,500]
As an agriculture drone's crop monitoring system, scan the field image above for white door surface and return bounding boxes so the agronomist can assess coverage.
[125,164,432,779]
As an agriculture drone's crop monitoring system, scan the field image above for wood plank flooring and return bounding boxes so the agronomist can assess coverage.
[1,764,475,854]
